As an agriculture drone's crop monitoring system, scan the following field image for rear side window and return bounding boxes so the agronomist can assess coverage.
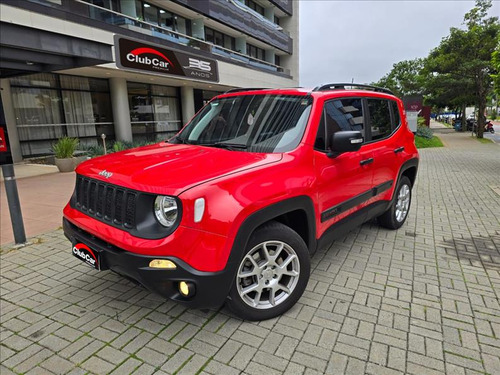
[367,99,391,141]
[315,98,364,151]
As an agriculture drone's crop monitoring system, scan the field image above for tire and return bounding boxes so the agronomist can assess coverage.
[377,176,412,230]
[226,221,310,321]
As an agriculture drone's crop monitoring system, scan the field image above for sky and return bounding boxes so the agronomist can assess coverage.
[299,0,500,87]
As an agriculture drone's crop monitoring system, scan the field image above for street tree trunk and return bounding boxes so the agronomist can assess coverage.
[462,103,467,132]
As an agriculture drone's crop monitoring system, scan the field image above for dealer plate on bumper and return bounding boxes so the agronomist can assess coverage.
[72,242,100,270]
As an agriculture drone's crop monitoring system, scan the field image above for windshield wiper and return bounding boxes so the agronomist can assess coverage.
[200,142,248,151]
[170,135,190,145]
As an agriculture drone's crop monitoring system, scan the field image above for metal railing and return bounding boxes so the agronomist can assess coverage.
[72,0,289,75]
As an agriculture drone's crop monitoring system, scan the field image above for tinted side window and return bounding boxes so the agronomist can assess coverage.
[391,100,401,129]
[314,98,364,151]
[368,99,391,141]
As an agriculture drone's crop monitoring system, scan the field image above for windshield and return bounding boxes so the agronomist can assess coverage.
[174,94,313,153]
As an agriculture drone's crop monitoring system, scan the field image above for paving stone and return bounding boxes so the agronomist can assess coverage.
[109,357,142,375]
[81,356,115,375]
[1,128,500,375]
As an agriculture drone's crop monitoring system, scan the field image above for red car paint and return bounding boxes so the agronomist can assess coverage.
[64,88,418,274]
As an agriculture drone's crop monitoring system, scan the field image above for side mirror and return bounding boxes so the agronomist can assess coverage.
[328,131,363,158]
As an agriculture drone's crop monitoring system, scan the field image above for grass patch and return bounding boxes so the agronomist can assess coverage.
[473,136,493,144]
[415,135,444,148]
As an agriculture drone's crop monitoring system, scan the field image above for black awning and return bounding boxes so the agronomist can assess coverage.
[0,23,113,78]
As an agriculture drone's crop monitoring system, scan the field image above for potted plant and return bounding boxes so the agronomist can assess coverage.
[52,137,79,172]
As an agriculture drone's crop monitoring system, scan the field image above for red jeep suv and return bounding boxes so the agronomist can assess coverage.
[64,84,418,320]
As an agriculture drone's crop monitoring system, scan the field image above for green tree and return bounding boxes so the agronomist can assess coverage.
[375,58,425,97]
[492,49,500,95]
[426,0,498,137]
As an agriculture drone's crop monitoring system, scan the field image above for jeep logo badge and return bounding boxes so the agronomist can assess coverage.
[99,170,113,179]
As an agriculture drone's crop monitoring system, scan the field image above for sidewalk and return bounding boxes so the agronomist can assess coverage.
[0,165,75,246]
[1,130,499,375]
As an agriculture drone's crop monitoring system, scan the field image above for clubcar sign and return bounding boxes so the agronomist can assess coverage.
[115,36,219,83]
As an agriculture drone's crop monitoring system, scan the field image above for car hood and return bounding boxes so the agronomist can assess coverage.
[76,142,282,196]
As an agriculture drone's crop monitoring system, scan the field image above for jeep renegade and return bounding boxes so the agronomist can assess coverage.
[64,83,418,320]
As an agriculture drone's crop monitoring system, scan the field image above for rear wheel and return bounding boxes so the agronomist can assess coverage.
[377,176,412,230]
[226,222,310,321]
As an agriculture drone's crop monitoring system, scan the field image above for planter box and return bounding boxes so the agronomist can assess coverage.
[55,158,75,173]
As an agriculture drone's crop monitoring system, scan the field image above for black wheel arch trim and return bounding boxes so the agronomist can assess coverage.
[396,158,419,191]
[228,196,317,263]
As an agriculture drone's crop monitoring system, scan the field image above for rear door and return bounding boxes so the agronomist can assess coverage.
[365,98,402,202]
[313,97,374,235]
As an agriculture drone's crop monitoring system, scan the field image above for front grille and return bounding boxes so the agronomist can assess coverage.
[75,176,137,229]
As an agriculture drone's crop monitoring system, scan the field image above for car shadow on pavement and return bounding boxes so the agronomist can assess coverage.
[439,234,500,271]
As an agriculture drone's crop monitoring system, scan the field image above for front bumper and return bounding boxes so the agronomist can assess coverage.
[63,218,234,309]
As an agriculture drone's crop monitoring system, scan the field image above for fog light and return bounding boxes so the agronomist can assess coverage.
[179,281,195,297]
[149,259,176,269]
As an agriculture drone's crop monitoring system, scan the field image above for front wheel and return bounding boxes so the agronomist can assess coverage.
[226,222,310,321]
[377,176,412,230]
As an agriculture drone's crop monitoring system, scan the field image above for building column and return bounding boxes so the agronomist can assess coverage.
[236,37,247,54]
[0,79,23,163]
[264,6,274,21]
[265,49,275,65]
[109,77,132,142]
[181,86,195,125]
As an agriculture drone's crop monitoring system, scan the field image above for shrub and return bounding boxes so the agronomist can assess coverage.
[111,141,132,152]
[52,137,79,159]
[417,117,427,127]
[85,145,107,158]
[416,125,434,139]
[491,112,497,120]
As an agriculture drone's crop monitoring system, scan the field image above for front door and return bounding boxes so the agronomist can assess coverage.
[314,97,374,236]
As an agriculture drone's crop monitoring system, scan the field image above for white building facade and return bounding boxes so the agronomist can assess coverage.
[0,0,299,162]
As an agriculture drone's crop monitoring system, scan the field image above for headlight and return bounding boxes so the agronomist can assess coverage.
[154,196,178,227]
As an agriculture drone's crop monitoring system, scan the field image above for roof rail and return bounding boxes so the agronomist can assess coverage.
[223,87,269,94]
[311,83,394,95]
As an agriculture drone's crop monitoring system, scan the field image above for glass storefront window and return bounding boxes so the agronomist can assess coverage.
[128,82,181,143]
[11,73,59,89]
[11,73,113,157]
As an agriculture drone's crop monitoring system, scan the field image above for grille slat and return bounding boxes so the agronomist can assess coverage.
[125,193,136,228]
[74,176,137,232]
[88,182,97,214]
[114,190,124,225]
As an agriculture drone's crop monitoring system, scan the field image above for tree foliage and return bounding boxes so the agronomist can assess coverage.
[426,0,498,137]
[492,48,500,96]
[375,59,425,97]
[375,0,499,138]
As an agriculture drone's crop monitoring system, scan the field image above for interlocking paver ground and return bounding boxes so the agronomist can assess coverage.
[1,127,499,374]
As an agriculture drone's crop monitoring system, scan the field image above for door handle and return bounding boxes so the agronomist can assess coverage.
[394,147,405,153]
[360,158,374,166]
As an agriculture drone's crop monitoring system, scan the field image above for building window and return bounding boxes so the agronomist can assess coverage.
[245,0,265,16]
[275,55,281,66]
[129,1,191,35]
[205,27,236,51]
[247,43,266,61]
[127,82,181,143]
[10,73,113,157]
[143,2,159,24]
[274,15,280,26]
